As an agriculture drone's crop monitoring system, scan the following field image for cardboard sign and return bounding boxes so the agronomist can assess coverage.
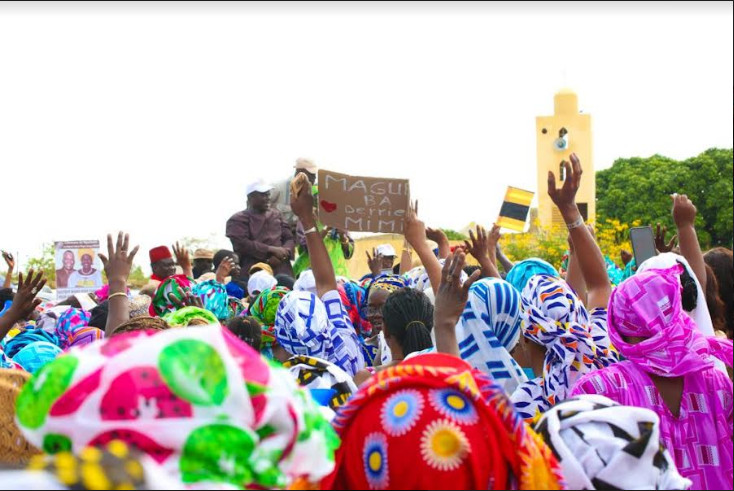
[496,186,534,232]
[55,240,104,301]
[318,170,410,233]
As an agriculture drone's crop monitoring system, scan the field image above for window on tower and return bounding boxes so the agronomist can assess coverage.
[559,162,566,181]
[578,203,589,221]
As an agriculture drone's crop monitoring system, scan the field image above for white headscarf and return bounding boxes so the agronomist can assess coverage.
[535,394,691,490]
[293,269,318,296]
[638,252,713,336]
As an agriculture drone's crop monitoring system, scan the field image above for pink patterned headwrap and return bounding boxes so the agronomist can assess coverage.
[608,264,732,377]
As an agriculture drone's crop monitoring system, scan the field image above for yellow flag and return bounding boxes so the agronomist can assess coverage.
[497,186,534,232]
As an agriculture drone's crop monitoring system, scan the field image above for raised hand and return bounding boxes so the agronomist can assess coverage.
[654,223,677,253]
[215,256,235,283]
[433,252,481,357]
[463,225,490,262]
[620,249,633,266]
[2,251,14,272]
[487,223,501,251]
[10,269,46,320]
[404,200,428,250]
[99,232,140,284]
[366,248,383,276]
[548,152,582,213]
[435,252,480,322]
[172,242,192,277]
[671,193,706,289]
[100,232,139,336]
[672,194,697,229]
[290,172,316,221]
[463,224,500,278]
[426,226,449,249]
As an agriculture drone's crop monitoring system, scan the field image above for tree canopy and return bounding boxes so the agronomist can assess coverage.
[596,148,733,248]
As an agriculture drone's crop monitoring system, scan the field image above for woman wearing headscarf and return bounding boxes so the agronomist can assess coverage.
[274,290,364,377]
[511,275,618,420]
[535,395,690,490]
[250,286,290,358]
[338,281,371,337]
[321,352,565,490]
[511,154,618,421]
[15,326,338,489]
[273,179,366,377]
[364,275,411,366]
[455,277,528,395]
[571,265,733,490]
[150,275,194,318]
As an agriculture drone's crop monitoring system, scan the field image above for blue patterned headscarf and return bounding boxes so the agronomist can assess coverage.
[506,258,559,293]
[2,329,59,358]
[274,291,365,377]
[455,278,528,394]
[13,341,63,373]
[192,280,229,320]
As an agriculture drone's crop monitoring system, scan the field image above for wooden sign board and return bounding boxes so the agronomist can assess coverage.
[317,170,410,233]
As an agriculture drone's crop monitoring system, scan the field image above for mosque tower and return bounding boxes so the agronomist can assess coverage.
[536,89,595,228]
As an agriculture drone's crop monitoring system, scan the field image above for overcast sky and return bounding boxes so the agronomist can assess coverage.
[1,1,731,273]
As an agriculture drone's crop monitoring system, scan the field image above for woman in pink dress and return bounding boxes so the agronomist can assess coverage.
[571,264,733,490]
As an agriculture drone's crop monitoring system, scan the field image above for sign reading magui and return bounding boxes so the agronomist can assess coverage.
[318,170,410,233]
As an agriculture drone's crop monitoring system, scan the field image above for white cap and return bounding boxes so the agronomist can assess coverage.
[376,244,397,257]
[294,158,318,174]
[246,179,274,196]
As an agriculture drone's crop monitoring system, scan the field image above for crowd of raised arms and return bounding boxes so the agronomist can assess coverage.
[0,155,731,490]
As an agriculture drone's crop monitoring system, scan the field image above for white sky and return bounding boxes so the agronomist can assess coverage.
[1,1,732,274]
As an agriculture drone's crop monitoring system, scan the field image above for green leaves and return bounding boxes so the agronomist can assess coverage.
[597,148,732,248]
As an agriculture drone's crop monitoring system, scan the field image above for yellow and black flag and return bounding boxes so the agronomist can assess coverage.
[497,186,534,232]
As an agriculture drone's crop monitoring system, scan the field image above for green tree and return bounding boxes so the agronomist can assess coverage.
[128,265,148,289]
[597,148,733,248]
[440,229,468,240]
[26,243,57,288]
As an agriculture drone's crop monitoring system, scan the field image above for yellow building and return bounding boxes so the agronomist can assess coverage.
[536,89,595,228]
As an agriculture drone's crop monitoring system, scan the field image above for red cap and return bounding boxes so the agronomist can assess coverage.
[149,246,173,264]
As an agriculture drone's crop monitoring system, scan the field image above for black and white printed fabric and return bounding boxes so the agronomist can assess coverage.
[534,394,691,490]
[282,354,358,419]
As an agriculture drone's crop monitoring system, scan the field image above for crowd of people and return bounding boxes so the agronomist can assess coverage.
[0,154,732,490]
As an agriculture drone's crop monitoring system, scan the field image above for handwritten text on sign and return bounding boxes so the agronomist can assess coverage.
[318,170,410,233]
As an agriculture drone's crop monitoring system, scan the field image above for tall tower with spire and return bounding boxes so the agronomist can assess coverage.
[536,89,595,228]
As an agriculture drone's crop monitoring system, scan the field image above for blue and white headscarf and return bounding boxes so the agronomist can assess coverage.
[456,278,527,394]
[275,290,365,377]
